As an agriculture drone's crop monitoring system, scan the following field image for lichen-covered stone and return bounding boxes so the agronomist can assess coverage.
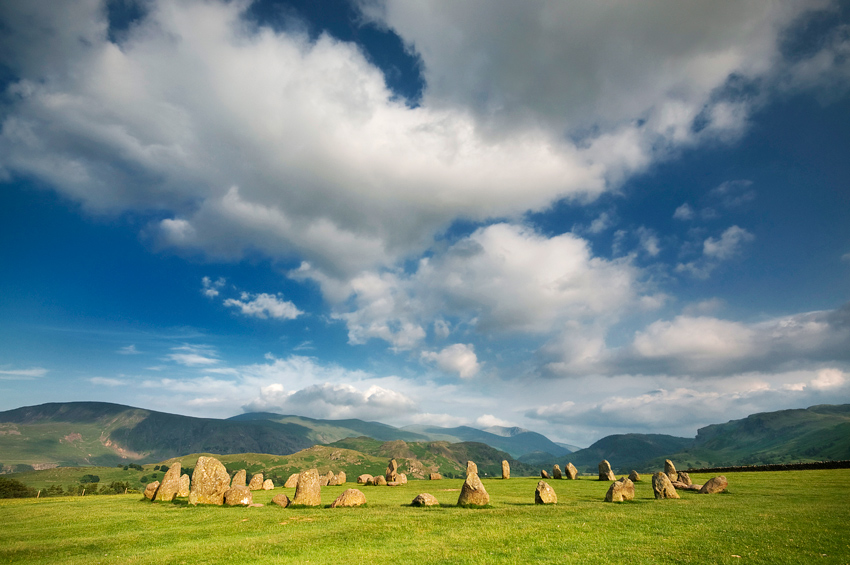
[373,475,387,486]
[429,473,442,480]
[535,481,557,504]
[284,473,299,488]
[541,469,550,479]
[385,459,399,483]
[357,474,373,485]
[189,456,231,506]
[144,481,160,500]
[677,471,692,486]
[664,459,678,482]
[231,469,247,487]
[652,472,680,499]
[293,469,321,506]
[248,473,264,490]
[331,488,366,508]
[628,470,640,482]
[457,473,489,506]
[412,493,439,507]
[605,478,635,502]
[501,460,510,480]
[699,476,728,494]
[154,462,182,502]
[178,474,190,497]
[565,462,578,480]
[272,493,290,507]
[598,460,616,481]
[466,461,478,477]
[552,465,563,480]
[262,479,274,490]
[224,485,253,506]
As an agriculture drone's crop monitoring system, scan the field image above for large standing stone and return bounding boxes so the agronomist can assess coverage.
[320,471,332,487]
[628,470,641,482]
[262,479,274,490]
[189,456,231,506]
[284,473,300,488]
[664,459,678,482]
[144,481,160,500]
[466,461,478,477]
[541,470,550,479]
[457,473,489,506]
[605,478,635,502]
[412,493,439,507]
[154,462,182,502]
[272,493,290,507]
[357,474,373,485]
[565,463,578,480]
[224,485,253,506]
[652,472,680,499]
[535,481,557,504]
[231,469,247,487]
[598,460,616,481]
[699,476,728,494]
[552,465,563,480]
[331,488,367,508]
[293,469,321,506]
[501,460,510,480]
[385,459,399,483]
[178,474,190,497]
[336,471,347,485]
[429,473,442,480]
[248,473,264,490]
[677,471,692,486]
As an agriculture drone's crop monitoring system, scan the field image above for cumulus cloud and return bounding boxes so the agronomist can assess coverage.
[244,382,416,420]
[677,225,754,278]
[223,292,302,320]
[673,203,695,221]
[201,277,226,298]
[422,344,481,379]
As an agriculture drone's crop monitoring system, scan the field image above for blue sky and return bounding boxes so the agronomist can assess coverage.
[1,0,849,445]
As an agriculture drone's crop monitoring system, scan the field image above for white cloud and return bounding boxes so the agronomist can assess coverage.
[117,345,140,355]
[422,343,481,379]
[0,367,48,379]
[201,276,225,298]
[223,292,302,320]
[244,382,416,420]
[89,377,126,387]
[810,368,846,390]
[166,345,220,366]
[475,414,516,429]
[703,225,755,260]
[632,316,756,362]
[673,203,695,220]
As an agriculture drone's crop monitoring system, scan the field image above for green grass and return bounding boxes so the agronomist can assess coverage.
[1,471,848,564]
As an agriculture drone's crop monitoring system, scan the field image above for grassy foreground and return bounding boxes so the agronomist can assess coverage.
[1,471,848,564]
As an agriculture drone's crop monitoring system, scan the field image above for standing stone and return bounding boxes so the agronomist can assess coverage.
[293,469,321,506]
[385,460,399,483]
[605,478,635,502]
[262,479,274,490]
[429,473,442,480]
[284,473,300,488]
[412,493,440,507]
[699,476,728,494]
[565,463,578,480]
[397,473,407,484]
[628,470,640,482]
[331,488,367,508]
[178,474,190,497]
[272,493,290,507]
[652,472,680,499]
[457,473,489,506]
[541,470,550,479]
[677,471,692,486]
[357,474,373,485]
[374,475,387,486]
[224,485,252,506]
[664,459,678,482]
[535,481,557,504]
[466,461,478,477]
[598,460,616,481]
[248,473,264,490]
[501,460,510,480]
[189,456,231,506]
[144,481,160,500]
[336,471,346,485]
[231,469,247,488]
[552,464,563,480]
[154,462,182,502]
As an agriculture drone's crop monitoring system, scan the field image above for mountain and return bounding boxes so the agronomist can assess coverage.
[228,413,430,443]
[399,424,570,458]
[566,434,694,473]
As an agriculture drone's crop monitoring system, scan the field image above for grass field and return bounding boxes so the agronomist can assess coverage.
[1,471,848,564]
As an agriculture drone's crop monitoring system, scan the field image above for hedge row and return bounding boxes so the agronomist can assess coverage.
[686,460,850,473]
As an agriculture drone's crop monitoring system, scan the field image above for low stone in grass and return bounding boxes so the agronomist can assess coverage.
[189,456,231,506]
[552,465,562,480]
[231,469,247,488]
[605,478,635,502]
[224,485,252,506]
[541,470,550,479]
[466,461,478,477]
[677,471,692,486]
[457,473,489,506]
[262,479,274,490]
[598,460,616,481]
[430,473,442,480]
[412,493,439,507]
[535,481,557,504]
[284,473,299,488]
[178,474,190,497]
[628,470,640,482]
[502,460,510,480]
[664,459,678,482]
[699,476,728,494]
[272,493,290,507]
[564,463,578,480]
[331,488,366,508]
[652,472,680,499]
[357,474,373,485]
[248,473,264,490]
[373,475,387,486]
[154,462,182,502]
[144,481,160,500]
[293,468,321,506]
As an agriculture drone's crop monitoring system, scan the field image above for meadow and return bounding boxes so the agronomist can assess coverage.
[1,470,848,564]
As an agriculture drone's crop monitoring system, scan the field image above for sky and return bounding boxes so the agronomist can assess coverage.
[1,0,849,446]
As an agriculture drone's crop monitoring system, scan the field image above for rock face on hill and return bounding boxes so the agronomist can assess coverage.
[189,456,231,506]
[293,468,321,506]
[457,473,489,506]
[154,462,182,502]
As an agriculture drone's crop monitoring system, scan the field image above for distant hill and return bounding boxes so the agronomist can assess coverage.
[399,424,570,458]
